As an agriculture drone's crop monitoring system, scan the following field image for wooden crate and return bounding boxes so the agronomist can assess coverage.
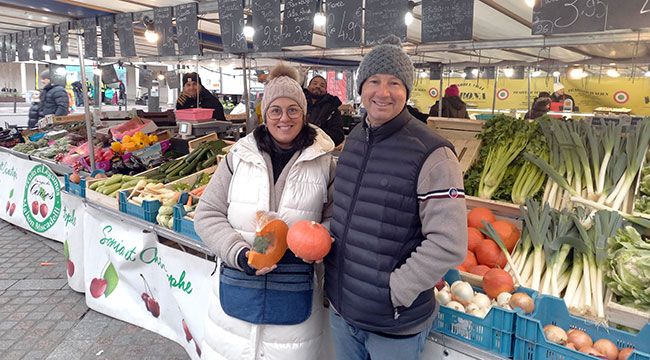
[466,196,522,219]
[605,291,650,330]
[188,132,218,153]
[85,178,120,210]
[427,117,484,173]
[165,165,218,191]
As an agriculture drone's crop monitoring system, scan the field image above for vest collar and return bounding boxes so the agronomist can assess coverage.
[362,107,410,142]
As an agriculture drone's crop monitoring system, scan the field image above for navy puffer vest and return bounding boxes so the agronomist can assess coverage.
[325,108,453,333]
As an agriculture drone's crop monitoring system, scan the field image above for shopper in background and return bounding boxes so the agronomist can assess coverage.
[304,75,345,146]
[406,104,430,123]
[175,72,226,120]
[325,35,467,360]
[194,64,335,360]
[524,97,551,119]
[550,83,576,110]
[30,70,70,128]
[429,84,469,119]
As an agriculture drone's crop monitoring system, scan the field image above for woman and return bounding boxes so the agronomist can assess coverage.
[194,64,335,360]
[524,97,551,119]
[429,84,469,119]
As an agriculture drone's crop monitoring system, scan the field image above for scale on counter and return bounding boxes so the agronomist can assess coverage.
[176,120,234,140]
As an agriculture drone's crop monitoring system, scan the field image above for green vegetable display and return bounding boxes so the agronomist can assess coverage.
[142,140,225,183]
[606,226,650,311]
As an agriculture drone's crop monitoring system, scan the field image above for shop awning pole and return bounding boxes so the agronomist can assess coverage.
[242,54,253,134]
[527,66,531,115]
[491,66,498,115]
[438,66,443,117]
[77,34,95,172]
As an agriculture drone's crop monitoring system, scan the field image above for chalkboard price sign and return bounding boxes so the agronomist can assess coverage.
[16,32,28,61]
[607,1,648,30]
[9,34,16,62]
[165,71,180,89]
[0,36,5,63]
[532,0,607,35]
[282,0,317,47]
[45,26,56,59]
[101,65,119,84]
[115,13,136,57]
[58,22,69,59]
[139,68,154,89]
[218,0,247,53]
[252,0,281,52]
[175,3,201,56]
[421,0,474,43]
[364,0,407,46]
[326,0,363,48]
[34,29,46,61]
[99,16,116,58]
[154,7,176,56]
[81,17,98,59]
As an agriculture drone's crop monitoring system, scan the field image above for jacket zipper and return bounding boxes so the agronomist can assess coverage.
[337,126,373,315]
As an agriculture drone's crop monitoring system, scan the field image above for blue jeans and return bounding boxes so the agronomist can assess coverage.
[329,307,428,360]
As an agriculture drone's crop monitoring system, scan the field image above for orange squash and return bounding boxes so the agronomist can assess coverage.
[287,220,332,261]
[247,219,289,270]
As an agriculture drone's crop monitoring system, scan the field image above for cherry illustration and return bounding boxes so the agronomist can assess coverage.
[182,319,193,342]
[67,259,75,277]
[5,201,10,212]
[140,274,160,318]
[9,203,15,216]
[40,203,48,218]
[90,278,107,298]
[31,201,39,215]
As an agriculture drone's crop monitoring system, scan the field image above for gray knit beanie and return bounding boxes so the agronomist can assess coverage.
[40,70,51,80]
[261,64,307,123]
[356,35,414,95]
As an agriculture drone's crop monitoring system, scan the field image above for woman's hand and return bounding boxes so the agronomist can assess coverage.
[244,251,277,276]
[300,237,334,264]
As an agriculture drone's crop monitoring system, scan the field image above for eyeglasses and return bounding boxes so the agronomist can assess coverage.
[266,106,303,121]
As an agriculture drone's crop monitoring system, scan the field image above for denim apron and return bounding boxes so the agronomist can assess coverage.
[219,252,314,325]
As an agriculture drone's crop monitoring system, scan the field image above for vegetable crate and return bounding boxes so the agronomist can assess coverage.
[64,174,86,198]
[173,203,201,242]
[433,270,536,358]
[514,295,650,360]
[426,117,484,173]
[85,178,119,210]
[118,190,162,223]
[605,291,650,331]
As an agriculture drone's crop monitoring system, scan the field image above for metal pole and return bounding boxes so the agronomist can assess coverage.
[527,66,531,116]
[242,54,253,134]
[491,66,499,115]
[438,66,443,117]
[77,35,95,172]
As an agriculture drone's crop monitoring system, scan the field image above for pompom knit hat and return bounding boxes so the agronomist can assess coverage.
[356,35,414,96]
[445,85,460,97]
[261,64,307,123]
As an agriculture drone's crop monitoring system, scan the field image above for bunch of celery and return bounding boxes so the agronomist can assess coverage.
[511,123,549,204]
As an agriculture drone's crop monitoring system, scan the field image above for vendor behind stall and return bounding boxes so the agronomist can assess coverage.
[550,83,576,111]
[176,72,226,120]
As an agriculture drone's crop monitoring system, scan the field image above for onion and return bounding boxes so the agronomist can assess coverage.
[465,303,480,313]
[472,293,491,309]
[543,325,568,345]
[509,292,535,314]
[446,301,465,312]
[566,343,577,350]
[70,172,81,184]
[580,346,604,357]
[468,307,488,318]
[451,282,474,306]
[496,292,512,307]
[567,329,593,350]
[593,339,619,360]
[435,289,452,305]
[618,348,634,360]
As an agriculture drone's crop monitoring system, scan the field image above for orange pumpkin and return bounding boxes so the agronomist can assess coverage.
[247,219,289,270]
[490,220,520,252]
[287,220,332,261]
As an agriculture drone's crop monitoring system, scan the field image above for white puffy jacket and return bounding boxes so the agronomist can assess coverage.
[202,127,334,360]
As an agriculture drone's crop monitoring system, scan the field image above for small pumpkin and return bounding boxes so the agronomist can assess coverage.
[247,219,289,270]
[287,220,332,261]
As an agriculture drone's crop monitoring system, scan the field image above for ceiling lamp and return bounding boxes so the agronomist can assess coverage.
[143,17,159,44]
[552,70,561,77]
[606,68,620,78]
[525,0,535,8]
[314,0,326,27]
[243,15,255,39]
[568,67,584,79]
[405,1,416,26]
[645,70,650,77]
[157,73,165,81]
[55,67,67,76]
[503,67,514,78]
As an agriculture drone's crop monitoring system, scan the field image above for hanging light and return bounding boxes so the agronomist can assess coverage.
[525,0,535,8]
[93,68,103,76]
[471,68,479,76]
[418,69,428,78]
[645,70,650,77]
[143,16,159,44]
[405,1,416,26]
[552,70,561,77]
[531,69,542,77]
[55,67,67,76]
[503,67,514,78]
[243,15,255,39]
[568,67,584,79]
[314,0,326,27]
[459,71,467,78]
[606,68,620,78]
[42,44,52,52]
[157,73,165,81]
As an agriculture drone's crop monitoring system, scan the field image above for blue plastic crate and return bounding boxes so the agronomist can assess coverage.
[64,174,86,198]
[432,269,538,358]
[118,190,161,223]
[172,203,201,242]
[514,295,650,360]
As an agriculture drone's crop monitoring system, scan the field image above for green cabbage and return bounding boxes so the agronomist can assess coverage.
[606,226,650,310]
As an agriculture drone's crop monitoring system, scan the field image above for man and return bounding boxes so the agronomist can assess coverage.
[176,72,226,120]
[324,35,467,360]
[550,83,576,111]
[429,84,469,119]
[304,75,345,146]
[30,70,69,128]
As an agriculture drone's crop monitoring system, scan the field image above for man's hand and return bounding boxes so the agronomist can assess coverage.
[300,237,334,264]
[177,93,190,106]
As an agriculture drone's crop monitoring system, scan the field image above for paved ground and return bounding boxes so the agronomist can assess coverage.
[0,220,190,360]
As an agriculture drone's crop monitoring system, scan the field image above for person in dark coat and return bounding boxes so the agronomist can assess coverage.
[176,72,226,120]
[429,84,470,119]
[304,75,345,146]
[550,83,576,110]
[27,91,40,129]
[71,81,84,107]
[524,97,551,119]
[406,104,430,123]
[30,70,70,128]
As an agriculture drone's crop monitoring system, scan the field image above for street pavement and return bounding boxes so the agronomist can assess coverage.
[0,220,190,360]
